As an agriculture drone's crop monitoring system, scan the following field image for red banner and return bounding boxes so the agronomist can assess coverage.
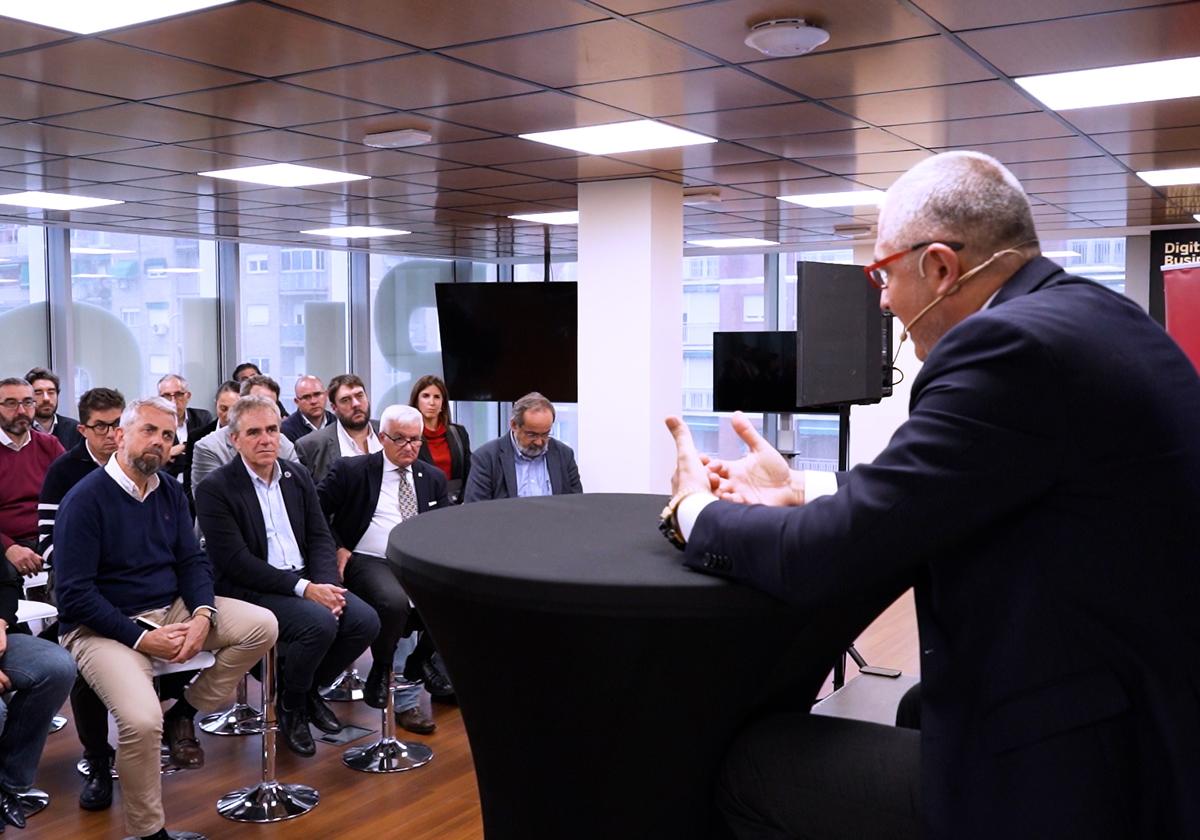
[1164,262,1200,375]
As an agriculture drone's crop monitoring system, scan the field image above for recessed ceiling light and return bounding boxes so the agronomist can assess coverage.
[687,237,779,248]
[778,190,885,209]
[1136,167,1200,187]
[520,120,716,155]
[199,164,369,188]
[1043,250,1081,259]
[0,191,124,210]
[1016,56,1200,110]
[0,1,237,34]
[302,226,411,238]
[70,247,136,255]
[508,211,579,225]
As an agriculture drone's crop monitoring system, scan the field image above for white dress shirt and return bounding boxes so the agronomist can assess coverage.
[243,459,309,597]
[353,460,414,559]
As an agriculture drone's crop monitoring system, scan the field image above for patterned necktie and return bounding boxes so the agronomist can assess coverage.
[397,468,419,520]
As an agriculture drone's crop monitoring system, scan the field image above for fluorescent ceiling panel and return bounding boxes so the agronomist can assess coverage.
[0,1,237,34]
[778,190,884,209]
[199,163,369,188]
[1016,56,1200,110]
[508,211,579,225]
[1136,167,1200,187]
[687,237,779,248]
[0,191,124,210]
[302,226,411,238]
[520,120,715,155]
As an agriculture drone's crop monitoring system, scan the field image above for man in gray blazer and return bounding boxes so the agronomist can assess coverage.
[293,374,380,484]
[192,375,296,490]
[464,392,582,502]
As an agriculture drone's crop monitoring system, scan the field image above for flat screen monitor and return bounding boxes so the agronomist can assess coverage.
[713,331,797,413]
[435,282,577,402]
[796,261,885,408]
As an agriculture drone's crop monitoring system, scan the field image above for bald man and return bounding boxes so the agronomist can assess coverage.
[281,375,334,443]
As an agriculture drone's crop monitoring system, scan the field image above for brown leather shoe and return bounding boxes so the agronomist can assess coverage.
[396,706,436,735]
[163,713,205,769]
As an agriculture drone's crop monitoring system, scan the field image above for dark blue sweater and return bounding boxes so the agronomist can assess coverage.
[55,465,215,649]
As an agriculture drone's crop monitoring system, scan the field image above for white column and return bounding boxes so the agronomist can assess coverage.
[577,177,682,494]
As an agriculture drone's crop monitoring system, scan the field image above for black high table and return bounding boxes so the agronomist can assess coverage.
[392,493,903,840]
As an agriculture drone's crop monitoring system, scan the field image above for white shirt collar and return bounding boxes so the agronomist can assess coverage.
[337,419,382,457]
[104,455,160,502]
[302,412,326,431]
[0,426,31,451]
[84,440,107,466]
[242,457,281,488]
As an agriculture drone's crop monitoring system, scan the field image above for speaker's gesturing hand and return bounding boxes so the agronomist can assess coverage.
[702,412,806,507]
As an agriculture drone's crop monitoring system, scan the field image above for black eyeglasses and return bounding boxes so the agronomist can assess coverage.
[380,432,423,448]
[863,241,965,289]
[83,420,119,434]
[0,398,36,410]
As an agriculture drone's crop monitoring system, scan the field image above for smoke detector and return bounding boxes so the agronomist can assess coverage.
[362,127,433,148]
[744,18,830,57]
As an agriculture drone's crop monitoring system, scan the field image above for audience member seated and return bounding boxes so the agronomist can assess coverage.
[411,375,472,505]
[55,397,277,840]
[0,378,64,582]
[156,374,213,484]
[295,374,379,484]
[316,405,447,734]
[25,367,81,451]
[281,375,335,443]
[36,387,136,810]
[190,376,296,491]
[464,392,582,503]
[231,363,288,417]
[0,562,75,833]
[182,380,241,507]
[195,396,379,756]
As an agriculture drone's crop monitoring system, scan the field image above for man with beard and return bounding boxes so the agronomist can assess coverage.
[0,377,64,580]
[294,373,379,484]
[25,367,81,450]
[464,392,582,502]
[54,397,277,840]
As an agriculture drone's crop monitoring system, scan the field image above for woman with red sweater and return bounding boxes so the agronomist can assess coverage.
[410,375,471,505]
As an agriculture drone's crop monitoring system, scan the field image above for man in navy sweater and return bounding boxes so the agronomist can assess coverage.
[55,397,278,840]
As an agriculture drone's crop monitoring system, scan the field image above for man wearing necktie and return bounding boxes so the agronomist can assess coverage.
[316,404,449,735]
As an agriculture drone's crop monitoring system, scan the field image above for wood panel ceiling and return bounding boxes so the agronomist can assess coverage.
[0,0,1195,259]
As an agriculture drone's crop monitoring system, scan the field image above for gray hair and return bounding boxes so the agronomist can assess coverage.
[512,392,555,426]
[157,373,188,390]
[120,397,177,430]
[879,151,1038,262]
[379,404,422,430]
[227,395,280,434]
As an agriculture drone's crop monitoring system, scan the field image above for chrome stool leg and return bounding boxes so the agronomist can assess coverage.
[319,666,365,702]
[77,757,120,779]
[200,674,264,736]
[15,788,49,818]
[49,714,67,733]
[343,664,433,774]
[217,647,319,823]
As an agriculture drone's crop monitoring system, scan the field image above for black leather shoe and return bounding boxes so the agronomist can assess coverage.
[277,703,316,757]
[306,691,342,734]
[79,754,114,811]
[0,789,26,829]
[363,662,389,710]
[420,658,455,700]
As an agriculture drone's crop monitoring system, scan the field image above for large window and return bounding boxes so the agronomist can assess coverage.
[70,230,218,407]
[1042,237,1127,294]
[0,224,48,378]
[238,244,348,410]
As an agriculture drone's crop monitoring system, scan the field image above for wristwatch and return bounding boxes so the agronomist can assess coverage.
[658,491,698,551]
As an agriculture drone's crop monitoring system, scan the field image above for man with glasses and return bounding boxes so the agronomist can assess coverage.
[316,404,447,735]
[25,367,81,451]
[156,374,213,483]
[295,373,380,484]
[0,378,64,581]
[464,391,582,503]
[664,151,1200,839]
[281,375,335,443]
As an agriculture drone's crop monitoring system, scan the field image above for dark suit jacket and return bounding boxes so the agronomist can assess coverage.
[294,418,380,486]
[47,413,82,451]
[281,410,335,443]
[316,452,448,552]
[463,434,582,503]
[194,456,337,600]
[163,406,214,480]
[685,258,1200,839]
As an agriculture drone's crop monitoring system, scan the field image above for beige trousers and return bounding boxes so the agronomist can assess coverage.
[62,595,278,836]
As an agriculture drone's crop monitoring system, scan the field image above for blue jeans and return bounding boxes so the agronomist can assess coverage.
[0,633,76,793]
[391,634,422,713]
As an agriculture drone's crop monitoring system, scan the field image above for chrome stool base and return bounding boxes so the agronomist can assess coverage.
[319,667,365,702]
[199,703,264,736]
[15,788,49,817]
[122,832,205,840]
[343,737,433,774]
[76,757,120,779]
[217,781,319,823]
[49,714,67,733]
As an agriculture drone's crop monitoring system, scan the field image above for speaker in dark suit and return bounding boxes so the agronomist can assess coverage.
[670,152,1200,840]
[316,405,448,726]
[194,397,379,756]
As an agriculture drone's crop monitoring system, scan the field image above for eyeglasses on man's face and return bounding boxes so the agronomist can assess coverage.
[0,398,36,411]
[83,420,119,435]
[517,427,553,443]
[159,390,189,401]
[863,241,965,289]
[380,432,423,449]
